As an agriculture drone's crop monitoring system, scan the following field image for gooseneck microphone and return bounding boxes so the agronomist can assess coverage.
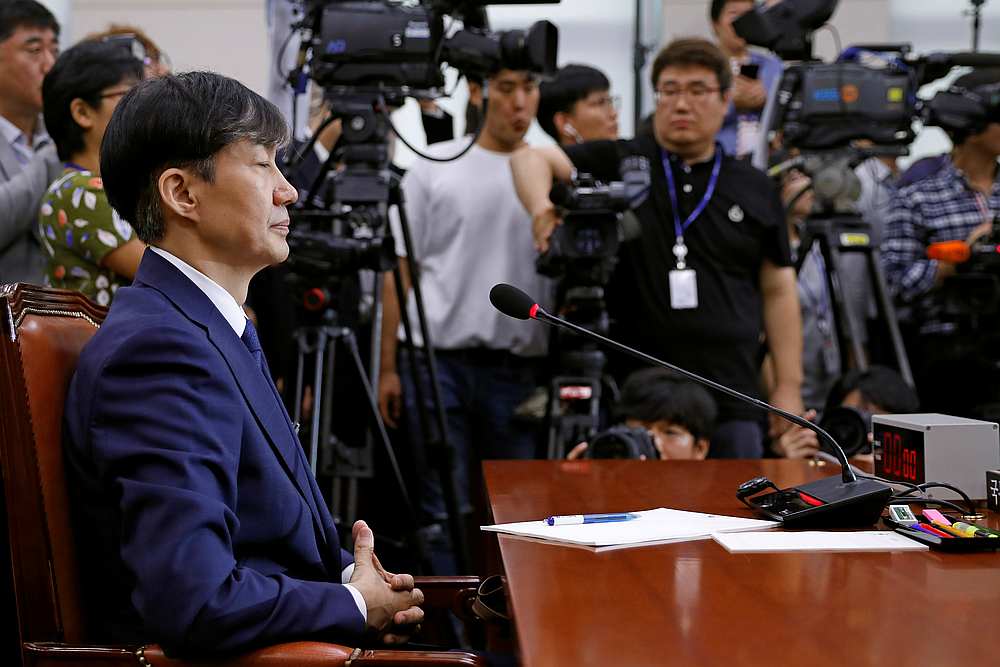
[490,283,893,528]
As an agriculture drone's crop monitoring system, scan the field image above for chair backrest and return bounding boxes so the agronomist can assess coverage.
[0,284,107,650]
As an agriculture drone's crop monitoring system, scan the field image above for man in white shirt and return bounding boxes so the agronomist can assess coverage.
[62,71,423,657]
[378,67,547,573]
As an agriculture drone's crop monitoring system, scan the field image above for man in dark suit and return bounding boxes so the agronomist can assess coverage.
[63,71,423,657]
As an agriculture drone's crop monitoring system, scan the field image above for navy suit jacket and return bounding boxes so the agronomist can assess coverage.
[63,249,362,656]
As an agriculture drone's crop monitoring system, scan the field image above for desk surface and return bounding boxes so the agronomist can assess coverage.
[484,459,999,667]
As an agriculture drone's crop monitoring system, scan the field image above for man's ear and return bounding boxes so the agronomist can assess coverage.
[693,437,710,460]
[553,111,569,138]
[69,98,95,131]
[158,167,200,222]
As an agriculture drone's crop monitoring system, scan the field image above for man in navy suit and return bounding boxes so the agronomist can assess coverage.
[62,71,423,656]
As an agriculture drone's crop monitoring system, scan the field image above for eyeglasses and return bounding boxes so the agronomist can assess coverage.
[99,88,132,100]
[583,94,621,111]
[654,84,722,104]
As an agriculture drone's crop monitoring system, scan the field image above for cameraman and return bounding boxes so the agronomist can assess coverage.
[538,63,619,146]
[882,70,1000,416]
[511,38,802,459]
[378,67,549,573]
[567,368,716,461]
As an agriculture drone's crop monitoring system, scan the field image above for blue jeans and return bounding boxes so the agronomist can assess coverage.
[399,348,538,570]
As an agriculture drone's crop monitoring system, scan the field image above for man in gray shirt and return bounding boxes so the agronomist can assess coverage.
[0,1,61,285]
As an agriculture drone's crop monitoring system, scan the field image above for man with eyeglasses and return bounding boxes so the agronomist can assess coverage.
[0,0,62,285]
[511,38,802,458]
[538,63,619,146]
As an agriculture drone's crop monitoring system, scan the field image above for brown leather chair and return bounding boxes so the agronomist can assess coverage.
[0,283,485,667]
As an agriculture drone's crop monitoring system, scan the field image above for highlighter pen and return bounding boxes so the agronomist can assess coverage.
[545,513,639,526]
[930,521,971,538]
[914,522,953,539]
[952,521,998,538]
[922,509,950,525]
[965,521,1000,538]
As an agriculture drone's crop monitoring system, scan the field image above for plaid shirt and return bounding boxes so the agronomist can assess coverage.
[882,157,1000,327]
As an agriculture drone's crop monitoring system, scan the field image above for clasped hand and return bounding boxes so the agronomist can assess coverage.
[349,520,424,644]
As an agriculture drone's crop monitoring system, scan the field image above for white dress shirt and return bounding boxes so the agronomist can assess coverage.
[148,246,367,621]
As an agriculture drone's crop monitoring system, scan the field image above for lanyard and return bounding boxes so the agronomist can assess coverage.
[799,246,831,325]
[973,191,993,225]
[662,147,723,241]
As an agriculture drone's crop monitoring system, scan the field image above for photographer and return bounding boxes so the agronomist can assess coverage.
[567,368,716,461]
[511,38,802,459]
[882,69,1000,416]
[538,63,619,146]
[710,0,782,157]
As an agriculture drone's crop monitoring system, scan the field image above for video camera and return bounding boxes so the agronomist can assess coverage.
[282,0,559,312]
[305,0,557,95]
[736,0,1000,153]
[537,156,650,287]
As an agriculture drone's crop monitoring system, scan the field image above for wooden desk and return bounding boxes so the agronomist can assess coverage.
[483,459,999,667]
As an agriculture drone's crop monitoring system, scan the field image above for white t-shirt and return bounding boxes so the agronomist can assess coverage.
[392,138,550,357]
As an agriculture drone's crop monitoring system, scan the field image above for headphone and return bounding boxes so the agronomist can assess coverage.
[926,82,1000,141]
[563,122,584,144]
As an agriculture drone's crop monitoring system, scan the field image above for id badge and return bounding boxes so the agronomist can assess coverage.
[669,269,698,310]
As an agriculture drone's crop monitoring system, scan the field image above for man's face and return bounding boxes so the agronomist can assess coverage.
[564,88,619,142]
[967,121,1000,158]
[185,140,298,271]
[483,69,539,146]
[653,65,729,153]
[0,25,58,115]
[713,1,754,55]
[626,418,709,460]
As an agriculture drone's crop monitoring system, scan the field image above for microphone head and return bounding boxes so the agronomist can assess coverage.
[490,283,537,320]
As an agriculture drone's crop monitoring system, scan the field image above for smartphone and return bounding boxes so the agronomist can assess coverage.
[740,63,760,80]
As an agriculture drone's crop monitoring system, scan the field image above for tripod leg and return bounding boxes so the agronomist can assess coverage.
[341,330,431,573]
[866,251,915,387]
[394,200,471,574]
[818,235,869,369]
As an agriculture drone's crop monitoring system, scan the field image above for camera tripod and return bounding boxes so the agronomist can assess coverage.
[544,285,620,459]
[285,91,471,573]
[789,151,914,386]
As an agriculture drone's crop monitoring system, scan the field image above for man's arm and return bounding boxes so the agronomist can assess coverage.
[881,190,941,302]
[378,259,411,427]
[510,145,574,251]
[0,145,60,253]
[86,328,419,654]
[760,259,804,436]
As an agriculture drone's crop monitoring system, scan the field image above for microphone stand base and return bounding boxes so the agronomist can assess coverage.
[747,475,894,528]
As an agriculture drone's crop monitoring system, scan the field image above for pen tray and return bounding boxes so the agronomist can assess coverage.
[884,519,1000,552]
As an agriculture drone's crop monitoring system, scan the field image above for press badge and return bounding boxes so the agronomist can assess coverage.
[669,269,698,309]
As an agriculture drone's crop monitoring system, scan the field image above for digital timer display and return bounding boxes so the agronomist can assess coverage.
[873,423,926,484]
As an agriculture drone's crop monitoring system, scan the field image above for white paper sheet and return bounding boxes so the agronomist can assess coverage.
[481,508,779,551]
[712,530,929,553]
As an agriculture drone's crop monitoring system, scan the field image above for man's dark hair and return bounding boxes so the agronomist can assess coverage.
[614,368,718,441]
[42,41,144,161]
[0,0,59,43]
[650,37,731,94]
[537,63,610,141]
[824,365,919,415]
[101,72,289,244]
[710,0,753,23]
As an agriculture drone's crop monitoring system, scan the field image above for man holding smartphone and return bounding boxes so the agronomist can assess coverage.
[710,0,783,157]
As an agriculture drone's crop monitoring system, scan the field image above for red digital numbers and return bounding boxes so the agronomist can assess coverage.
[881,431,918,482]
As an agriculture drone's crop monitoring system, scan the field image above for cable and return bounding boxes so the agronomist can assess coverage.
[379,94,484,163]
[284,111,339,172]
[818,23,843,58]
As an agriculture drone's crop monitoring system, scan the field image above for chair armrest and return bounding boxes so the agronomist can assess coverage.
[24,641,485,667]
[142,642,485,667]
[414,576,481,619]
[23,641,143,666]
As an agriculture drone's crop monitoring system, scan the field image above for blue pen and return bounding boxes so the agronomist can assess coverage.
[545,513,639,526]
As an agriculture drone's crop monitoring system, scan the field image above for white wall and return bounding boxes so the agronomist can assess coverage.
[70,0,269,96]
